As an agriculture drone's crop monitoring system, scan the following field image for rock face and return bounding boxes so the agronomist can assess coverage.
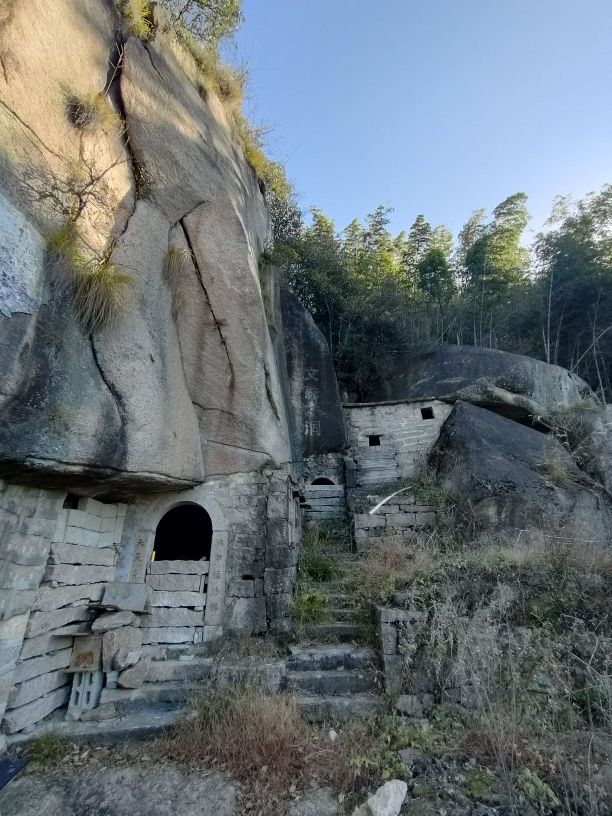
[279,286,346,460]
[364,346,592,422]
[0,1,291,493]
[431,401,612,544]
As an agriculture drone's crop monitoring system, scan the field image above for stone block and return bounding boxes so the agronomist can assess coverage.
[0,614,29,641]
[79,498,107,517]
[44,564,115,585]
[414,512,436,526]
[15,647,72,683]
[147,560,209,575]
[354,513,385,529]
[79,702,117,721]
[0,533,50,566]
[49,543,115,567]
[2,685,70,733]
[92,611,137,632]
[140,608,204,627]
[66,509,101,532]
[266,492,288,520]
[145,574,200,592]
[266,518,290,547]
[390,513,417,528]
[266,592,292,620]
[102,582,150,612]
[0,560,46,591]
[26,606,94,638]
[99,516,115,534]
[228,578,255,598]
[214,659,285,694]
[20,632,75,660]
[102,626,142,670]
[117,657,150,688]
[382,654,404,696]
[227,597,266,633]
[33,582,106,612]
[141,627,196,644]
[8,668,68,709]
[0,589,36,619]
[149,590,204,608]
[265,543,299,569]
[264,567,294,595]
[0,641,22,667]
[113,647,141,671]
[62,525,104,547]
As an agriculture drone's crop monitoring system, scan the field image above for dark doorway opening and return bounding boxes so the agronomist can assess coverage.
[368,435,381,446]
[153,504,212,561]
[420,407,435,420]
[311,477,335,485]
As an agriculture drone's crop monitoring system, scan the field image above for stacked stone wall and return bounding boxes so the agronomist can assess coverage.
[352,495,438,553]
[3,496,125,733]
[344,400,452,488]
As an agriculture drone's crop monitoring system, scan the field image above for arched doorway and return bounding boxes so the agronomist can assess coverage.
[311,477,335,485]
[153,504,212,561]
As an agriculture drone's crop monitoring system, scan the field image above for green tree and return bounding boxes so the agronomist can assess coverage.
[163,0,243,43]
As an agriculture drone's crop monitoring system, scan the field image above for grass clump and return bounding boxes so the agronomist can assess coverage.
[292,586,328,627]
[47,222,132,333]
[298,521,345,583]
[64,90,121,132]
[26,732,72,765]
[164,246,193,318]
[178,29,245,112]
[119,0,153,40]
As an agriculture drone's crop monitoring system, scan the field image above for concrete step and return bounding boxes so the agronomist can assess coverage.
[297,693,384,722]
[147,658,214,684]
[287,643,378,671]
[327,607,359,622]
[302,622,362,641]
[100,681,199,711]
[287,669,378,696]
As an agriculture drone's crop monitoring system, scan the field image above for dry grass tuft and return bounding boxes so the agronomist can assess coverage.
[164,246,193,319]
[120,0,153,40]
[64,90,122,132]
[47,223,132,333]
[179,30,245,113]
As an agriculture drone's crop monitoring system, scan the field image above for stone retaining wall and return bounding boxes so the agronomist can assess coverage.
[353,495,438,553]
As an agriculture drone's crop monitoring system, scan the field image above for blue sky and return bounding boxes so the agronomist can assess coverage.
[232,0,612,241]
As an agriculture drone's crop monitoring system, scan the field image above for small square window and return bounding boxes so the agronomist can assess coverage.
[420,407,434,420]
[368,435,381,446]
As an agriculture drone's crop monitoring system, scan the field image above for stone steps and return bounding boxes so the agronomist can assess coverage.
[147,657,214,684]
[287,669,378,696]
[287,643,377,672]
[326,606,358,622]
[297,693,384,722]
[100,681,199,711]
[302,622,362,641]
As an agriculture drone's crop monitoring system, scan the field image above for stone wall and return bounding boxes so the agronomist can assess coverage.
[352,494,438,553]
[344,400,453,488]
[3,495,125,733]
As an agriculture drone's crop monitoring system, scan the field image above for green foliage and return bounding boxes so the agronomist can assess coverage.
[465,767,497,800]
[517,768,561,806]
[47,223,132,333]
[298,521,346,583]
[349,716,416,784]
[162,0,242,44]
[64,90,121,132]
[291,587,328,626]
[119,0,153,39]
[26,732,72,765]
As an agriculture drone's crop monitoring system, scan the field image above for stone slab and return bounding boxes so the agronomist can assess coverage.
[2,685,70,733]
[19,631,75,660]
[147,560,209,575]
[102,627,143,671]
[15,647,72,683]
[26,606,94,638]
[0,589,36,619]
[49,543,115,567]
[117,658,150,689]
[43,564,115,585]
[33,583,106,612]
[102,582,150,612]
[0,561,46,591]
[7,669,68,709]
[91,611,137,632]
[148,590,204,608]
[141,627,197,644]
[140,608,204,628]
[66,510,101,532]
[145,574,200,592]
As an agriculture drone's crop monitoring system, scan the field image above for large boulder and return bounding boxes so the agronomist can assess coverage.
[431,401,612,545]
[0,1,292,492]
[278,286,346,459]
[364,346,592,422]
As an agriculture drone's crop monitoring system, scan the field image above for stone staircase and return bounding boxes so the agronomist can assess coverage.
[287,578,384,722]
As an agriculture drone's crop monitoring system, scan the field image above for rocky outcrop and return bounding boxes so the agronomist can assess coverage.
[431,401,612,544]
[0,1,291,493]
[364,346,593,422]
[279,286,346,460]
